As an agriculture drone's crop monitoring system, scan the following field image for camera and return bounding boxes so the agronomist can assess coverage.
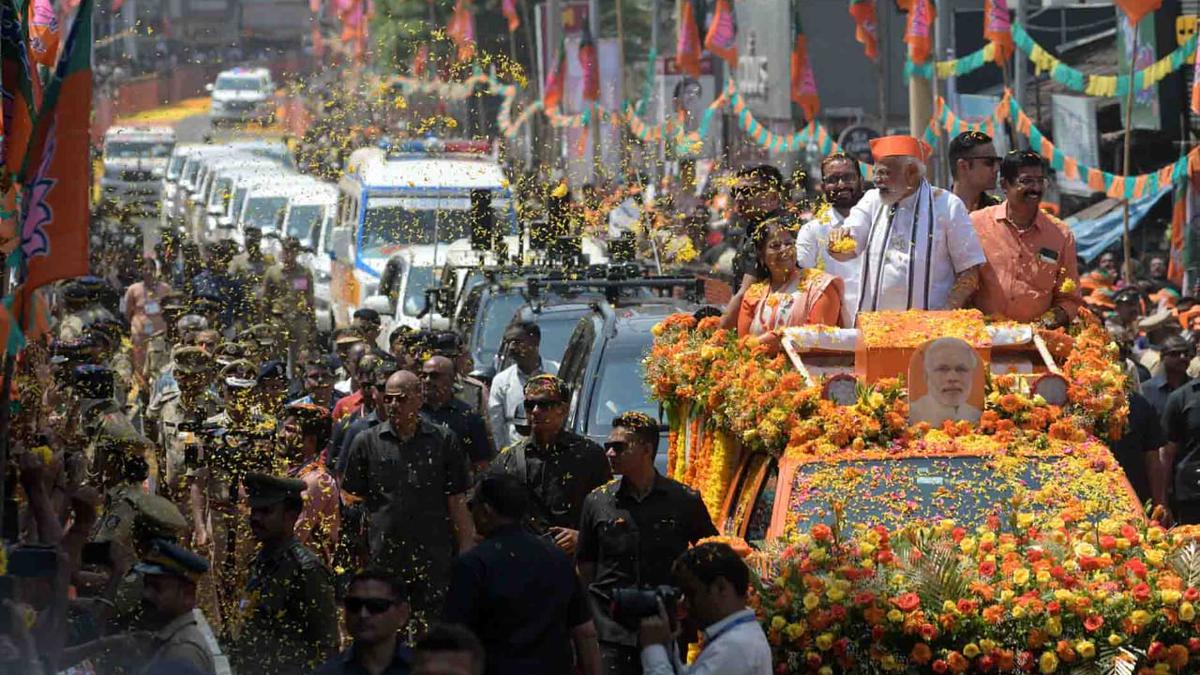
[610,585,680,631]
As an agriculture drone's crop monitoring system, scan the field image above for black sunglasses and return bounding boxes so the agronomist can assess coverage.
[343,597,395,614]
[604,441,631,454]
[523,398,562,412]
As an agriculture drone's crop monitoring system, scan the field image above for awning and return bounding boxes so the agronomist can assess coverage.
[1064,186,1172,262]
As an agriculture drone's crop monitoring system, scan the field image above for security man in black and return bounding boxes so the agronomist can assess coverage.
[231,472,339,675]
[1163,379,1200,524]
[421,354,494,473]
[485,374,611,555]
[577,411,718,675]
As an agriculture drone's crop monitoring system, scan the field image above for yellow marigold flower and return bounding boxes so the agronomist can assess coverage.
[1017,512,1035,528]
[887,609,904,623]
[551,182,568,198]
[804,592,821,610]
[963,643,980,659]
[1108,633,1123,647]
[1181,602,1195,621]
[828,235,857,255]
[1013,567,1030,585]
[1076,640,1096,659]
[1039,651,1059,674]
[815,633,834,651]
[1128,610,1151,626]
[1059,278,1077,293]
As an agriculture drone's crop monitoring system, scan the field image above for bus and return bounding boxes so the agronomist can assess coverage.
[329,138,518,331]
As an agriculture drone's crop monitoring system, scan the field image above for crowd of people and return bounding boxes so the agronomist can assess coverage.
[4,124,1199,675]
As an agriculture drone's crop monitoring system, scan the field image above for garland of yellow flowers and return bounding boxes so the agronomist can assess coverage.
[700,429,740,521]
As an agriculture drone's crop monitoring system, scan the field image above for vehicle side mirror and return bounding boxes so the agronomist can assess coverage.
[330,228,351,263]
[363,294,393,318]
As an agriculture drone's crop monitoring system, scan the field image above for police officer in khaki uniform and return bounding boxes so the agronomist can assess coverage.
[239,323,282,366]
[263,236,316,373]
[150,347,222,503]
[230,473,338,675]
[141,293,187,396]
[133,540,224,674]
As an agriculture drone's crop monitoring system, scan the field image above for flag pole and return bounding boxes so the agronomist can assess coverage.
[1121,23,1139,285]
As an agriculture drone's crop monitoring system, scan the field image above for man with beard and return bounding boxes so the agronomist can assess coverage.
[970,150,1081,328]
[830,136,986,322]
[795,153,867,327]
[133,540,221,673]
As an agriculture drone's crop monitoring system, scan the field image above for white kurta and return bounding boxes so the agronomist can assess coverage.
[796,207,858,328]
[841,181,986,318]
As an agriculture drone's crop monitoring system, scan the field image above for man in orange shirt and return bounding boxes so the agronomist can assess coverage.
[971,150,1082,328]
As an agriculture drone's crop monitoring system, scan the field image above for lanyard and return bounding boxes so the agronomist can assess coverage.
[702,613,758,649]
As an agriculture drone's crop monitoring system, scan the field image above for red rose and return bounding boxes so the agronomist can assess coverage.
[1132,582,1151,603]
[932,659,949,674]
[979,561,997,577]
[1083,614,1104,632]
[893,592,921,612]
[812,524,833,542]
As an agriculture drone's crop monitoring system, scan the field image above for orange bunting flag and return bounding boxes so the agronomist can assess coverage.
[543,42,565,110]
[18,0,92,292]
[675,0,702,77]
[1191,43,1200,115]
[27,0,59,67]
[848,0,878,61]
[901,0,936,65]
[983,0,1013,64]
[790,17,820,122]
[579,25,599,103]
[704,0,737,68]
[1114,0,1161,26]
[502,0,519,32]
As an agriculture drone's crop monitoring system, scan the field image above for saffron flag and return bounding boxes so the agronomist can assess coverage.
[675,0,702,77]
[0,0,39,255]
[543,42,565,110]
[1114,0,1161,26]
[579,25,599,103]
[848,0,878,61]
[704,0,737,68]
[902,0,935,66]
[502,0,519,33]
[447,0,476,62]
[1170,181,1186,287]
[28,0,59,67]
[983,0,1012,63]
[1192,41,1200,115]
[17,0,92,292]
[791,17,820,122]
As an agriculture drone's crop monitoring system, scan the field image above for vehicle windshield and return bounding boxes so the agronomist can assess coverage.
[182,161,202,187]
[231,187,249,218]
[788,456,1051,532]
[243,196,289,231]
[535,312,588,364]
[167,155,186,179]
[105,140,172,159]
[360,196,471,249]
[476,292,527,368]
[588,340,656,437]
[215,76,266,92]
[208,178,233,209]
[286,204,327,240]
[401,266,438,317]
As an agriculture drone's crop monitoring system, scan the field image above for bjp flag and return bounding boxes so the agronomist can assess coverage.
[675,0,702,77]
[543,41,565,110]
[447,0,476,62]
[1114,0,1161,26]
[704,0,737,68]
[983,0,1013,64]
[790,17,820,122]
[17,0,92,292]
[27,0,60,68]
[901,0,936,65]
[848,0,879,61]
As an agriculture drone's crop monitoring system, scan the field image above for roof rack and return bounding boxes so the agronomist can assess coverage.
[526,266,703,306]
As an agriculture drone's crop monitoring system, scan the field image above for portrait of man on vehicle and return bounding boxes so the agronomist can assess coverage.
[908,337,984,427]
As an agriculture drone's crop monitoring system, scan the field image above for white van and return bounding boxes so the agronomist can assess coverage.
[208,67,275,124]
[101,126,175,210]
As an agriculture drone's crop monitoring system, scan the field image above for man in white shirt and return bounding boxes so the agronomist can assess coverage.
[831,135,986,323]
[795,153,868,327]
[487,321,558,450]
[638,542,771,675]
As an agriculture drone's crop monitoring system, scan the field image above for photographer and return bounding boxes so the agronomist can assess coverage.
[638,543,771,675]
[577,412,716,675]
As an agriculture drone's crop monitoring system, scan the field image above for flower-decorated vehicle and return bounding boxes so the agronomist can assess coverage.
[645,310,1200,674]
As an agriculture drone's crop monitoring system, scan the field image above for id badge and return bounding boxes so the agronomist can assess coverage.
[145,301,161,315]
